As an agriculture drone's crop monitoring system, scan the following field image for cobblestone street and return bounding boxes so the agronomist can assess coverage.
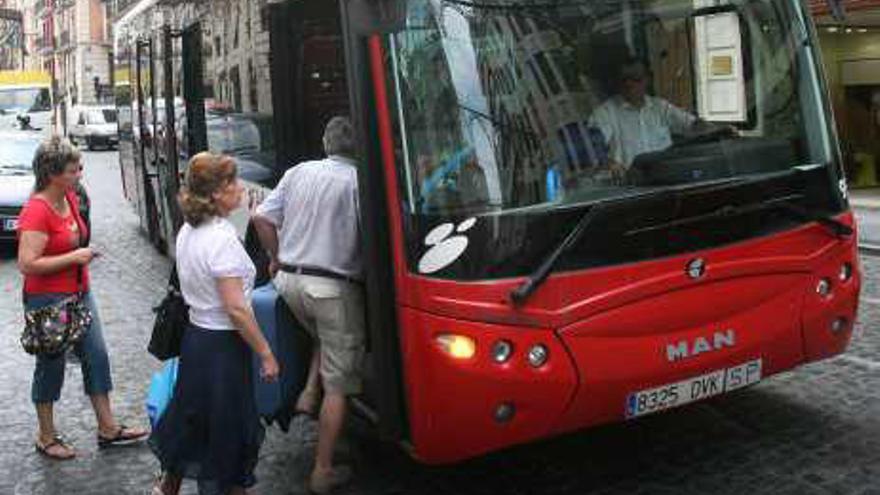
[1,150,880,494]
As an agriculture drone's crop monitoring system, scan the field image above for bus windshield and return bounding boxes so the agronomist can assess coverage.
[0,87,51,114]
[389,0,835,211]
[386,0,843,279]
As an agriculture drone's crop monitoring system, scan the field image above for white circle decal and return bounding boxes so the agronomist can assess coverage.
[425,223,455,246]
[418,236,469,274]
[418,219,479,274]
[457,217,477,233]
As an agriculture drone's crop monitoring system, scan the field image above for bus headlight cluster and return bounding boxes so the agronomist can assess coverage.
[816,278,832,297]
[831,317,849,333]
[440,335,549,368]
[839,263,853,282]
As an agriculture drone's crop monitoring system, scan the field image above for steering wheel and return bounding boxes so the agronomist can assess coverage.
[672,125,737,148]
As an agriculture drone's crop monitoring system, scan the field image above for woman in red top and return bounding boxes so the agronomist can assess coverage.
[17,136,147,460]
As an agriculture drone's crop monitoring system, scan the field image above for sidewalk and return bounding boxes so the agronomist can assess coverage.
[850,188,880,249]
[850,188,880,211]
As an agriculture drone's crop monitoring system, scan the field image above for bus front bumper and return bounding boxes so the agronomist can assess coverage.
[400,234,859,465]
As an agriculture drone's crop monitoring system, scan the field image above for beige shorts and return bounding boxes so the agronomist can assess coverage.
[274,272,365,395]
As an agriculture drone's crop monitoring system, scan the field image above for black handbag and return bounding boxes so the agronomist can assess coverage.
[148,266,189,360]
[21,265,91,357]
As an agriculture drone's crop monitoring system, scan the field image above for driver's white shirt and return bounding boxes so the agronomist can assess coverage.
[589,95,696,167]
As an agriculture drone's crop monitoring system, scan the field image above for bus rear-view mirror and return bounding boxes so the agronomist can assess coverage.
[690,6,752,125]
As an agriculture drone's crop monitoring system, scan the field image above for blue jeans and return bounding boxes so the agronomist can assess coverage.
[24,292,114,404]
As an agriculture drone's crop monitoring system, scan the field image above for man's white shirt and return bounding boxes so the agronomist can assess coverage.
[590,96,696,167]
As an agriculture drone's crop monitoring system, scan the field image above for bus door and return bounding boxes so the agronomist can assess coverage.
[116,45,136,206]
[279,0,408,440]
[154,26,187,258]
[265,0,408,436]
[134,38,162,248]
[147,33,171,252]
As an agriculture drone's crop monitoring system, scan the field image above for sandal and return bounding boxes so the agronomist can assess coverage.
[294,407,319,420]
[35,435,76,460]
[97,424,148,448]
[151,472,181,495]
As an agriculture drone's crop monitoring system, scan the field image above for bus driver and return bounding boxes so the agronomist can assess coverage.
[589,58,708,182]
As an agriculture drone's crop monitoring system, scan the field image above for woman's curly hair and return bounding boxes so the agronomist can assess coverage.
[178,152,237,227]
[32,135,81,192]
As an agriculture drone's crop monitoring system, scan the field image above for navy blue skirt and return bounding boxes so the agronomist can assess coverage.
[149,324,265,494]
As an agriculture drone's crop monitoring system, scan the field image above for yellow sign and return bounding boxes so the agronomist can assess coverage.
[0,70,52,87]
[711,56,734,77]
[114,68,132,86]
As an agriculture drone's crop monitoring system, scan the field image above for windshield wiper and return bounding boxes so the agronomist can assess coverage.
[509,167,848,306]
[509,178,745,306]
[509,199,608,306]
[768,199,853,238]
[625,194,852,239]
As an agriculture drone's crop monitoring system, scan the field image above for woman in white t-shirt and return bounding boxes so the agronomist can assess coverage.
[150,152,279,495]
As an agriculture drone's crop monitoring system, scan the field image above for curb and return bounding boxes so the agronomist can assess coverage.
[859,243,880,256]
[851,201,880,212]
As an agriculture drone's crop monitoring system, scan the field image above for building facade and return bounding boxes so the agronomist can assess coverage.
[14,0,113,128]
[0,0,25,70]
[812,0,880,188]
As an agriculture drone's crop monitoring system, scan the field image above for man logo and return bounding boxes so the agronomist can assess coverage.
[667,329,736,362]
[686,258,706,279]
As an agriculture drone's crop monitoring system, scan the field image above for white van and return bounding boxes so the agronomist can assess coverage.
[68,106,119,150]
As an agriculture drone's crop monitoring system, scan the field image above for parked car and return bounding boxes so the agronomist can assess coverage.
[69,106,119,150]
[0,131,39,243]
[205,110,262,155]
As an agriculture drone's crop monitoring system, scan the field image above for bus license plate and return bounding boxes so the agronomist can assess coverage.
[3,218,17,231]
[626,359,762,419]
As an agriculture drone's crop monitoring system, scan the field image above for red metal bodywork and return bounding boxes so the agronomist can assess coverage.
[368,37,861,465]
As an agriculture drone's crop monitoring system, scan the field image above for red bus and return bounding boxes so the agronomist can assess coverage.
[115,0,860,464]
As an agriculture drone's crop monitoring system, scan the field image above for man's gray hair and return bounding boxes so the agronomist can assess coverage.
[323,116,356,157]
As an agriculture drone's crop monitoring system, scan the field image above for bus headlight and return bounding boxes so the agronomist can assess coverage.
[435,334,476,360]
[491,340,513,364]
[527,344,549,368]
[816,278,832,297]
[839,263,853,282]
